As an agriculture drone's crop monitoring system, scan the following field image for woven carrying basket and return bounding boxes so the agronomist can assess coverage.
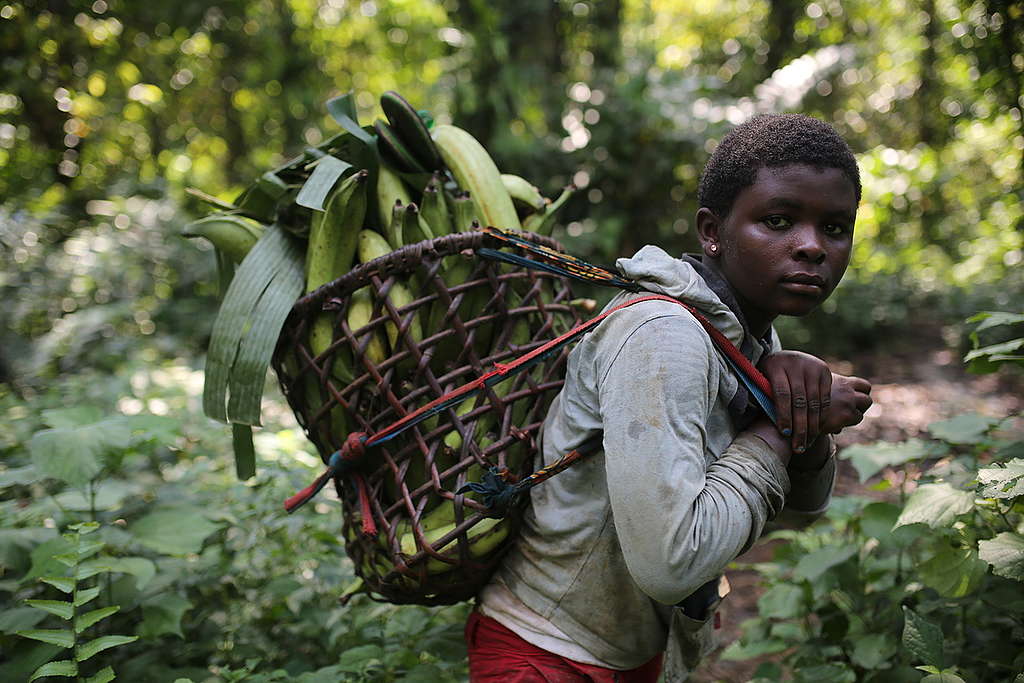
[272,230,581,604]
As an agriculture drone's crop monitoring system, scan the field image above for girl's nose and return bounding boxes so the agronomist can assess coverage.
[793,226,826,264]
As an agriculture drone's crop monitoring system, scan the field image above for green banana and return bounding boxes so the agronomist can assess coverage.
[447,190,477,234]
[431,124,520,230]
[305,171,367,381]
[523,183,575,236]
[181,214,264,264]
[347,286,387,366]
[376,165,412,247]
[305,170,367,293]
[374,119,424,174]
[400,202,432,245]
[380,90,443,171]
[356,228,422,352]
[419,173,451,237]
[398,515,508,574]
[500,174,546,214]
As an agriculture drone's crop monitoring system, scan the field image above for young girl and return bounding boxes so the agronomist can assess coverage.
[467,113,873,682]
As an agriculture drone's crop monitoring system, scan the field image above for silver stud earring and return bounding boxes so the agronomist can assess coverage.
[708,243,718,254]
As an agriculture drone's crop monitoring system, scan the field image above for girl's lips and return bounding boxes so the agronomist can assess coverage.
[779,274,826,295]
[779,281,824,295]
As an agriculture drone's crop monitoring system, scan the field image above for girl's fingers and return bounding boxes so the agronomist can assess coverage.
[789,374,808,453]
[818,371,833,434]
[771,373,793,440]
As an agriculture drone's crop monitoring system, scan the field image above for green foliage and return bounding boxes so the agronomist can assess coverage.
[0,356,470,681]
[16,522,138,681]
[725,327,1024,680]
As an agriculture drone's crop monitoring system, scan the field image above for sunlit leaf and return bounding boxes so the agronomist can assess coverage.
[978,532,1024,582]
[83,666,115,683]
[757,583,804,619]
[918,545,988,597]
[894,483,974,529]
[793,545,857,581]
[839,439,942,483]
[977,458,1024,499]
[926,413,1001,445]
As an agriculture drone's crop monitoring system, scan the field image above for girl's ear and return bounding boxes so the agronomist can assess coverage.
[696,207,722,259]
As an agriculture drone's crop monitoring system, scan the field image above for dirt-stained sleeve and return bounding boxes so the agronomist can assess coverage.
[597,312,790,605]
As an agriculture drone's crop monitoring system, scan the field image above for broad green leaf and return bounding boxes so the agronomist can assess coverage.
[977,458,1024,499]
[139,593,192,639]
[918,545,988,597]
[130,506,221,555]
[894,483,974,529]
[859,501,901,539]
[927,413,1001,445]
[74,587,101,607]
[839,439,941,483]
[84,666,115,683]
[203,224,303,426]
[902,606,944,668]
[102,556,157,590]
[29,416,179,487]
[967,311,1024,332]
[0,465,40,487]
[29,659,77,681]
[295,155,353,210]
[40,406,104,428]
[76,634,138,662]
[39,576,76,594]
[849,633,897,669]
[54,481,137,511]
[964,338,1024,363]
[793,545,857,582]
[68,522,100,535]
[17,628,75,648]
[326,93,374,145]
[757,583,804,619]
[0,607,47,634]
[24,599,74,620]
[225,234,304,425]
[76,606,119,633]
[336,644,384,672]
[978,532,1024,581]
[21,536,75,584]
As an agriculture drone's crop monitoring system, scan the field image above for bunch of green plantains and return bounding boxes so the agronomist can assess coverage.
[183,91,580,604]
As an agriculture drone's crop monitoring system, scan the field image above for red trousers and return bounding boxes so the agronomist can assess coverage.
[465,611,663,683]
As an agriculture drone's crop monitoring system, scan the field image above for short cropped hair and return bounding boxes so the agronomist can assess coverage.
[697,114,861,218]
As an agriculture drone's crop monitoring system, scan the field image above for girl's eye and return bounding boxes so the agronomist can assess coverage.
[762,215,791,229]
[823,223,849,236]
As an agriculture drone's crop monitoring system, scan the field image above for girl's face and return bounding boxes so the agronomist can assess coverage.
[697,163,858,337]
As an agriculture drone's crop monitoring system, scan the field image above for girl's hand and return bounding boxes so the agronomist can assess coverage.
[759,351,832,454]
[821,373,873,434]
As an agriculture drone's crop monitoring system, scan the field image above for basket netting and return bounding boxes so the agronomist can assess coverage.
[272,230,580,604]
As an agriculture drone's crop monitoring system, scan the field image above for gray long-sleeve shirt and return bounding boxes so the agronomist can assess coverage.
[481,246,836,672]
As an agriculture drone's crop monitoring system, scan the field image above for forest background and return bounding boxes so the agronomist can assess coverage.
[1,0,1022,681]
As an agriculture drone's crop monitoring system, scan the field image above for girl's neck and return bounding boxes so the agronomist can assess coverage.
[699,257,775,339]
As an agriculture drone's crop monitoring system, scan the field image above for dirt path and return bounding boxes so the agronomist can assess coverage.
[690,349,1022,682]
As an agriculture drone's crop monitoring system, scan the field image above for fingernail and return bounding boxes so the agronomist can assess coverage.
[795,446,805,454]
[782,428,792,436]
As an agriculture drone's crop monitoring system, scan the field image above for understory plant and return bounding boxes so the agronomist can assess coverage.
[0,357,469,682]
[723,313,1024,682]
